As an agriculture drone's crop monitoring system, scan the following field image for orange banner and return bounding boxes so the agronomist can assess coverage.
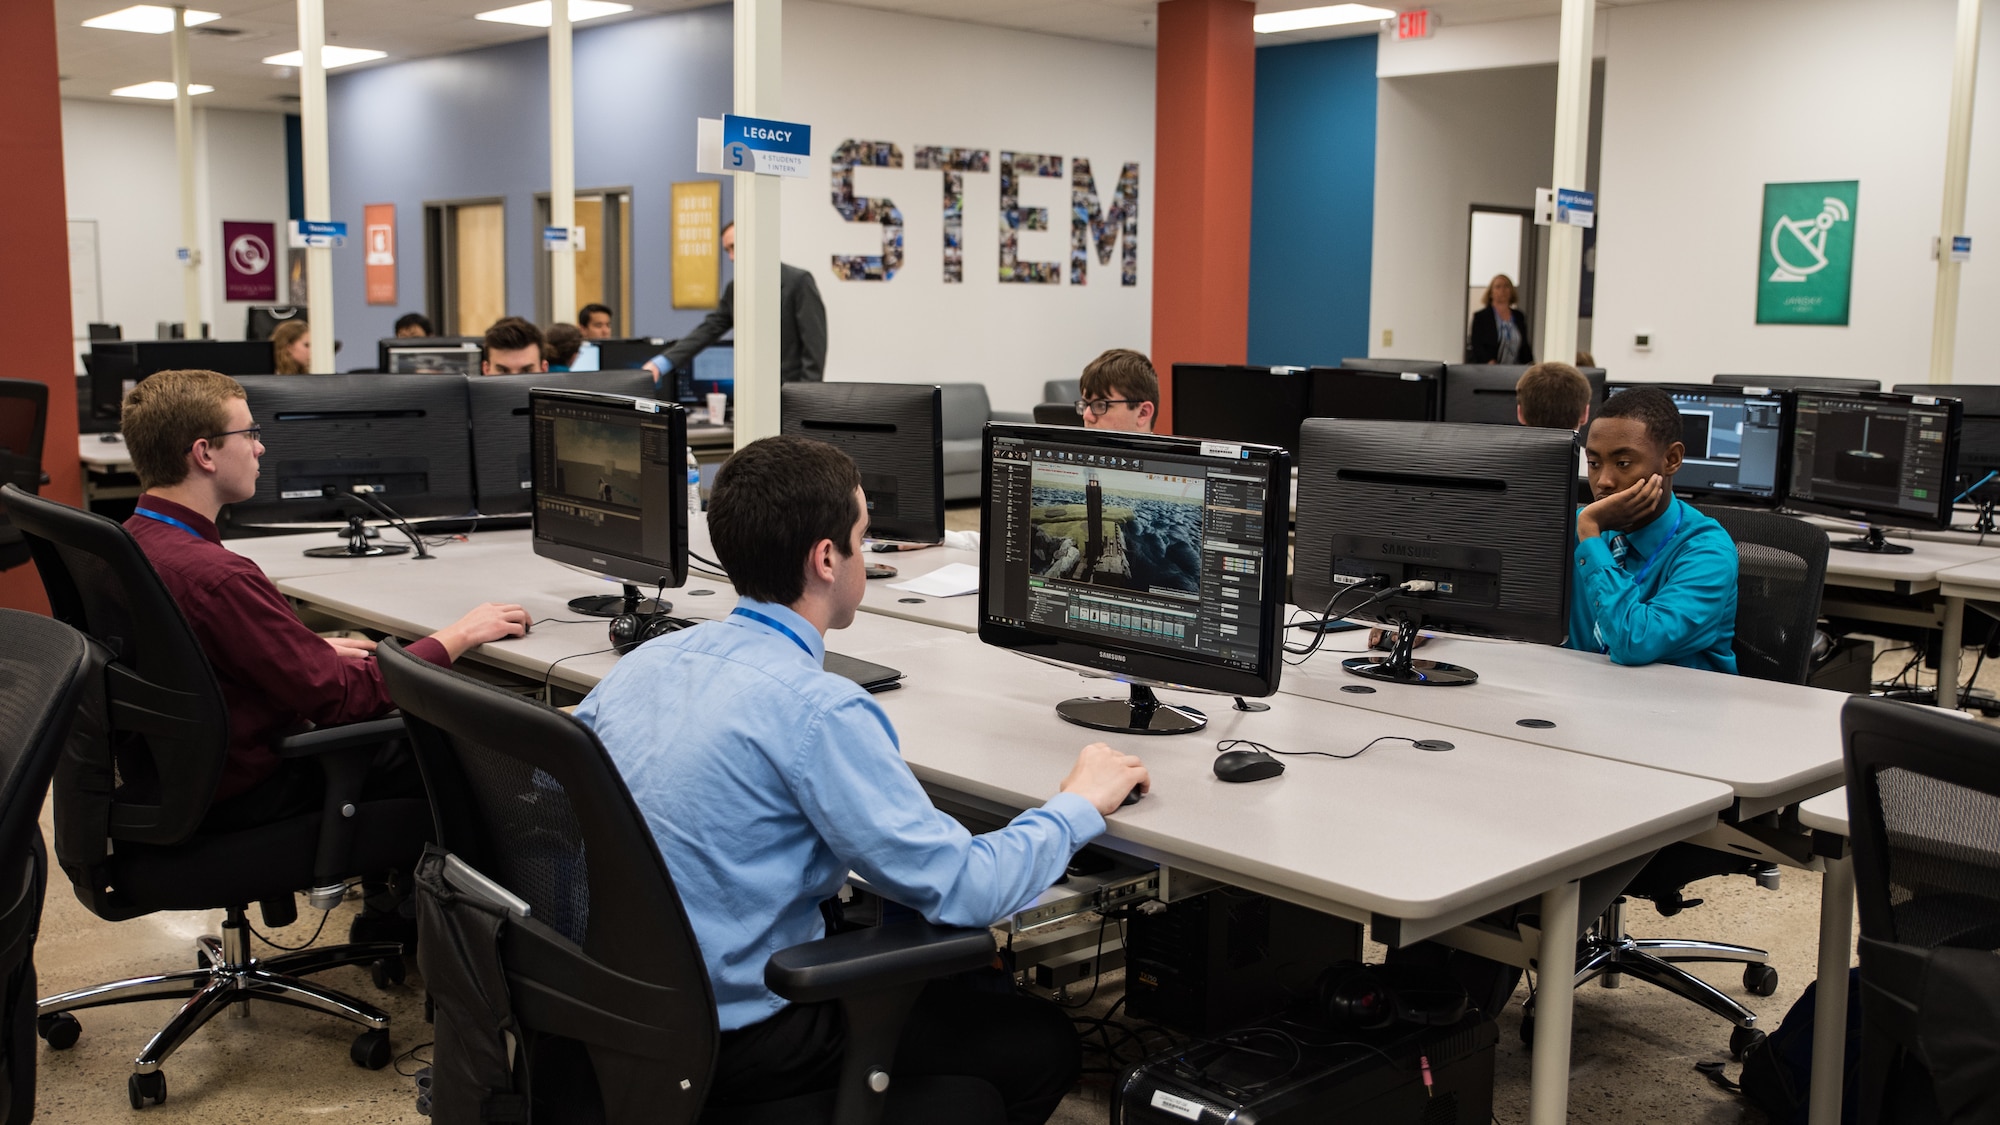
[363,203,396,305]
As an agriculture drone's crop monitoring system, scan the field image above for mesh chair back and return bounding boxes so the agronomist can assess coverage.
[1698,505,1829,684]
[0,611,96,857]
[1,486,229,847]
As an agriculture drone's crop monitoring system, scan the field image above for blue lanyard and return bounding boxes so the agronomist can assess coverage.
[134,507,205,540]
[1621,502,1684,585]
[731,607,815,659]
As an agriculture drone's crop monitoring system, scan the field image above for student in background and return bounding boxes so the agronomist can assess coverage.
[1467,274,1532,365]
[579,304,616,339]
[482,317,547,376]
[271,320,310,374]
[394,312,433,338]
[1077,349,1157,433]
[1515,362,1592,430]
[545,323,584,372]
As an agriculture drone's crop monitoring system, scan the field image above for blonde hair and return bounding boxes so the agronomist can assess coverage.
[271,320,309,374]
[1480,274,1517,310]
[121,370,247,489]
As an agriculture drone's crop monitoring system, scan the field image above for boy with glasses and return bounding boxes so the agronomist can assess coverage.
[1076,348,1158,432]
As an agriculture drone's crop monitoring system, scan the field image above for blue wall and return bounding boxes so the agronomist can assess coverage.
[1247,35,1376,367]
[328,5,733,348]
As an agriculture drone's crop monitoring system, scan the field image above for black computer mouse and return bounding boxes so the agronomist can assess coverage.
[1213,749,1285,783]
[1120,786,1144,807]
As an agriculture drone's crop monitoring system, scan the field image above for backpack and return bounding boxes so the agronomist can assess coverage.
[1698,969,1859,1125]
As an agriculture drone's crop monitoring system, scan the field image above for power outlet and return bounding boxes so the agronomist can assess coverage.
[1381,329,1394,347]
[1634,333,1652,352]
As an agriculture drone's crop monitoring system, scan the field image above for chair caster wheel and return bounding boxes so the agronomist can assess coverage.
[128,1069,167,1108]
[1730,1025,1766,1059]
[370,956,407,990]
[1743,963,1778,997]
[36,1012,79,1050]
[352,1029,392,1070]
[1518,1011,1534,1047]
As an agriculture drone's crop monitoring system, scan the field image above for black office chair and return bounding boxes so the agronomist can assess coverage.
[376,639,1004,1125]
[3,484,433,1108]
[1843,696,2000,1125]
[0,380,49,573]
[0,610,104,1125]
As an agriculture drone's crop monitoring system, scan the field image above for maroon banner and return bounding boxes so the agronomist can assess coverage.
[222,220,277,302]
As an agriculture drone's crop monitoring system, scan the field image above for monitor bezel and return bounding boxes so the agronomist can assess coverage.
[1307,366,1444,423]
[528,388,690,590]
[1781,389,1963,531]
[1605,382,1795,508]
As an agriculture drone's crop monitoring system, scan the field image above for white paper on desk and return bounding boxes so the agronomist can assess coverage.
[887,562,980,598]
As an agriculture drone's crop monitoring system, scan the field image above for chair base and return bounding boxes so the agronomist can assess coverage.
[35,905,402,1090]
[1526,898,1770,1044]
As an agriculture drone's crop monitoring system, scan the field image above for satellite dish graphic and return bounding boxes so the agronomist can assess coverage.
[1770,197,1850,282]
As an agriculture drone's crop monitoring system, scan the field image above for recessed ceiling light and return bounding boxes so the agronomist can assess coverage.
[82,6,221,34]
[111,80,216,99]
[261,46,390,69]
[475,1,634,29]
[1253,4,1396,34]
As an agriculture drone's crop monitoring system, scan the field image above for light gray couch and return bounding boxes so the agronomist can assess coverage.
[941,383,1032,502]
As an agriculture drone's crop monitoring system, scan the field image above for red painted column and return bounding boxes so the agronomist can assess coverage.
[1151,0,1256,435]
[0,0,81,614]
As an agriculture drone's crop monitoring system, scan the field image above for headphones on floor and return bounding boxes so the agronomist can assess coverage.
[608,610,685,655]
[1313,961,1470,1030]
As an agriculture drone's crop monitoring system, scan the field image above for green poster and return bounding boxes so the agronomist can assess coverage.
[1757,180,1859,325]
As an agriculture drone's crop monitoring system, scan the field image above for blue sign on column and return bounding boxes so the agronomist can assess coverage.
[721,114,811,179]
[1554,189,1595,228]
[288,220,348,248]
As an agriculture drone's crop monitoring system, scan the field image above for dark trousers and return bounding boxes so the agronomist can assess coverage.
[707,974,1079,1125]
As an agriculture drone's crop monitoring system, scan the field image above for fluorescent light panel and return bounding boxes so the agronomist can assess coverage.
[475,1,634,28]
[82,5,221,34]
[1253,4,1396,34]
[262,46,390,69]
[112,80,215,99]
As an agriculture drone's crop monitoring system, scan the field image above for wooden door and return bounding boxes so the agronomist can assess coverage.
[573,197,606,317]
[453,202,506,336]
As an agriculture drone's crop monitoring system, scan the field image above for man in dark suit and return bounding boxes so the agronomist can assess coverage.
[645,221,827,390]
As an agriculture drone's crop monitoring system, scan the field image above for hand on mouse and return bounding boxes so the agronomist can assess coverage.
[1060,742,1151,817]
[431,602,532,660]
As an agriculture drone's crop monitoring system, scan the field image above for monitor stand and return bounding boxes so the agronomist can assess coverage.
[1341,616,1477,687]
[1954,499,1998,536]
[1829,526,1913,555]
[1056,684,1206,735]
[303,515,409,559]
[568,583,671,619]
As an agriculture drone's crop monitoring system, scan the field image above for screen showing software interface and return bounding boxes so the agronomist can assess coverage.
[1789,395,1952,517]
[532,399,680,564]
[984,434,1272,672]
[1671,390,1785,498]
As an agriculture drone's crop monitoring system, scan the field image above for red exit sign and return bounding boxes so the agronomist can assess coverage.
[1397,9,1436,39]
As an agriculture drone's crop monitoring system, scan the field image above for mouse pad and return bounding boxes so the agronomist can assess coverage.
[825,651,903,694]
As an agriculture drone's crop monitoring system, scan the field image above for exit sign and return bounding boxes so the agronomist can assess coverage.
[1397,9,1436,39]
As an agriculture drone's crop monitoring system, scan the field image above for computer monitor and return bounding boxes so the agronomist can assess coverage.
[1170,364,1312,451]
[530,388,689,617]
[380,337,483,375]
[979,424,1292,734]
[1715,374,1881,392]
[1441,364,1608,426]
[1606,383,1792,506]
[1032,403,1084,427]
[245,306,304,341]
[467,371,659,515]
[1784,389,1961,552]
[1894,384,2000,515]
[1293,419,1577,686]
[1308,367,1443,422]
[224,374,475,527]
[781,382,945,545]
[86,323,121,342]
[688,343,734,405]
[87,340,276,421]
[593,337,670,373]
[1336,357,1447,382]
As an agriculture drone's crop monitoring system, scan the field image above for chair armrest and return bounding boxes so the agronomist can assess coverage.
[274,716,409,892]
[989,410,1034,424]
[273,716,406,758]
[766,919,995,1005]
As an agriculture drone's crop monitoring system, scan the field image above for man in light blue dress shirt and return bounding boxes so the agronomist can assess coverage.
[576,435,1150,1124]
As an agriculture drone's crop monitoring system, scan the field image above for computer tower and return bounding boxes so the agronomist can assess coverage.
[1125,890,1361,1037]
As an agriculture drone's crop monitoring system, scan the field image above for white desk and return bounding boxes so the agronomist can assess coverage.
[77,433,138,505]
[1797,788,1854,1125]
[1816,536,2000,711]
[864,545,980,631]
[229,526,534,582]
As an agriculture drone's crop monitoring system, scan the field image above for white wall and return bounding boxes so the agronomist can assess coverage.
[1591,0,2000,384]
[779,1,1155,411]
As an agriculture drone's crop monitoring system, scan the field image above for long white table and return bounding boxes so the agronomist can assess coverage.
[1820,536,2000,704]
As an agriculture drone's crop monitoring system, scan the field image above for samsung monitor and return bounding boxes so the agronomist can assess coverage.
[1336,358,1448,383]
[380,337,484,376]
[1441,364,1607,426]
[87,340,276,421]
[1894,384,2000,514]
[979,424,1292,734]
[530,388,689,617]
[1308,367,1443,423]
[781,382,945,545]
[1605,383,1792,506]
[1715,374,1880,393]
[223,375,475,530]
[1785,389,1961,552]
[1170,364,1312,452]
[467,371,659,515]
[1293,420,1577,686]
[246,306,304,341]
[593,337,670,373]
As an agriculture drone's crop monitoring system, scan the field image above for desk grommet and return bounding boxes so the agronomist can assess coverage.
[1340,685,1376,695]
[689,589,714,596]
[898,597,926,604]
[1517,718,1557,729]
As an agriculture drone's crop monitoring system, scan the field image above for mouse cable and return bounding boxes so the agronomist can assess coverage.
[689,549,728,576]
[1217,735,1449,762]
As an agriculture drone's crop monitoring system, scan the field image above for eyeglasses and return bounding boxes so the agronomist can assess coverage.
[189,426,261,453]
[1075,398,1139,418]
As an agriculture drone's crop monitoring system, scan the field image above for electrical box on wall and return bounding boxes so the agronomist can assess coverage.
[1634,333,1652,352]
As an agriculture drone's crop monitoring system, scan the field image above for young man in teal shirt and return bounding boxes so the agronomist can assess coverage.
[1571,387,1739,672]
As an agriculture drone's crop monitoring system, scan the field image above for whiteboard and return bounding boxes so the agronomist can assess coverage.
[69,220,102,343]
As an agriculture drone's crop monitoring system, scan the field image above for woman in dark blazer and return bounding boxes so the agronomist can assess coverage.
[1467,274,1532,365]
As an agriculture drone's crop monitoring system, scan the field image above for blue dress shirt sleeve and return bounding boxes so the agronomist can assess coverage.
[1575,528,1738,667]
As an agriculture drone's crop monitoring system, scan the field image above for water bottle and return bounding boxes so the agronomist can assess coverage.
[686,449,702,515]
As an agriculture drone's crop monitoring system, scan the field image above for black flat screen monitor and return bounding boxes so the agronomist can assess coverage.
[1605,383,1791,506]
[468,371,658,515]
[1785,390,1961,551]
[1715,374,1880,392]
[979,424,1292,734]
[225,374,475,527]
[1170,364,1312,452]
[1308,367,1443,422]
[593,337,670,374]
[530,389,689,613]
[1293,419,1577,686]
[1336,357,1447,382]
[1032,403,1084,426]
[246,306,304,341]
[1442,364,1607,426]
[87,340,275,421]
[380,337,483,375]
[1893,384,2000,506]
[781,382,945,545]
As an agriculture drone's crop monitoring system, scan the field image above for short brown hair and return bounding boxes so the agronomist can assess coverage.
[1516,362,1591,429]
[121,370,246,489]
[485,316,545,356]
[1079,349,1158,411]
[545,323,583,367]
[708,436,862,606]
[270,320,308,375]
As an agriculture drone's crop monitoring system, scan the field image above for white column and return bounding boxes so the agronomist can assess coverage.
[733,0,782,444]
[173,7,202,338]
[549,0,577,326]
[298,0,334,373]
[1929,0,1983,384]
[1540,0,1595,369]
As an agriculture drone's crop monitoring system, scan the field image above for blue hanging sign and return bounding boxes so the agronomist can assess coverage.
[288,220,348,248]
[721,114,811,179]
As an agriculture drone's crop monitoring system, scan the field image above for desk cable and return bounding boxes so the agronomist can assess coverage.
[1217,735,1454,762]
[1283,580,1433,665]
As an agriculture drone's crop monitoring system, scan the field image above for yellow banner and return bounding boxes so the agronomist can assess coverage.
[671,181,722,309]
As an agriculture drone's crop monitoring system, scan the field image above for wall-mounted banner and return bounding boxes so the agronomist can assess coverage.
[722,114,811,178]
[221,220,276,302]
[1757,180,1858,326]
[671,181,723,308]
[363,204,396,306]
[289,220,348,249]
